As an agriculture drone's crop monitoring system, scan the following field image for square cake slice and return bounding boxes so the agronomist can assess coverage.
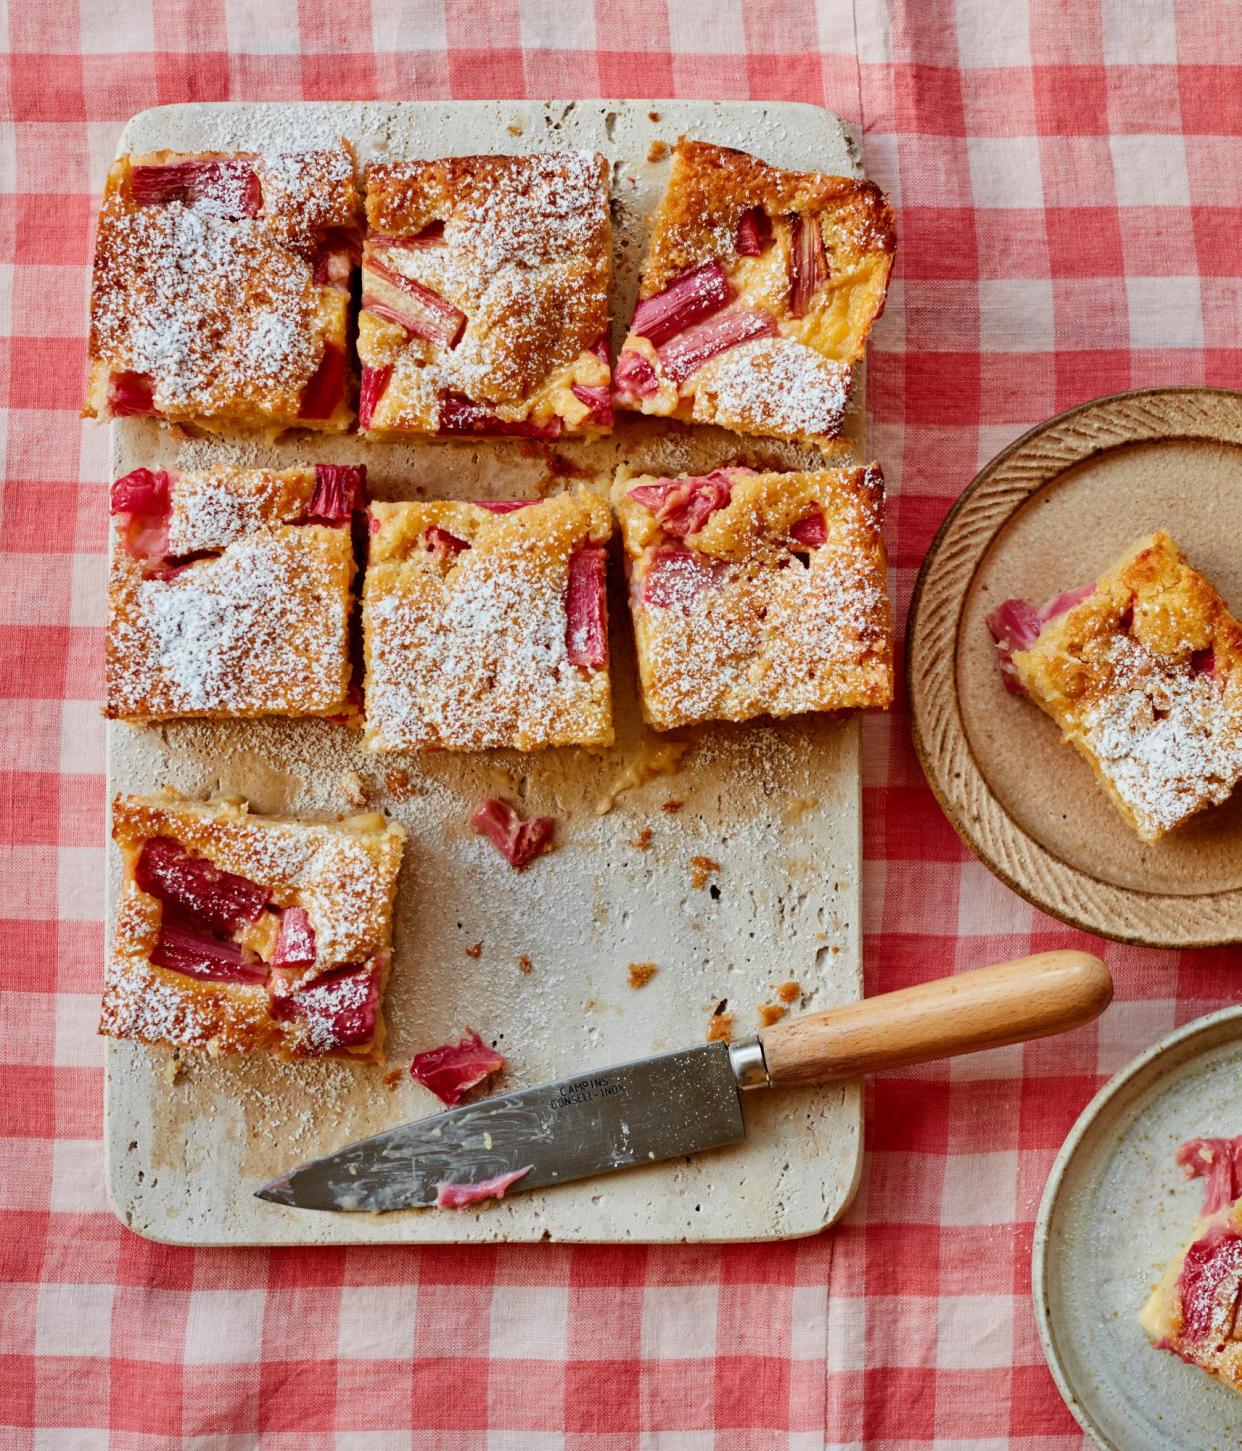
[358,151,612,439]
[1141,1137,1242,1395]
[86,144,361,433]
[363,488,613,750]
[102,793,406,1061]
[106,463,364,722]
[613,140,894,444]
[986,532,1242,841]
[612,465,893,731]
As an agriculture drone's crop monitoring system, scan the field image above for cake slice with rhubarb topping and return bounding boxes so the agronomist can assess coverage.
[85,143,361,434]
[358,151,612,439]
[103,793,405,1060]
[363,488,613,750]
[106,463,365,722]
[612,465,892,731]
[1141,1136,1242,1396]
[986,533,1242,841]
[614,140,894,444]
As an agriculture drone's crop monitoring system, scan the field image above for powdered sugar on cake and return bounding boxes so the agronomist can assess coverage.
[693,338,851,440]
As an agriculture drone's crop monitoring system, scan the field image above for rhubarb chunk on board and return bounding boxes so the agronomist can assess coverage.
[363,488,613,751]
[102,792,405,1061]
[85,144,361,434]
[614,139,894,444]
[106,464,363,722]
[986,532,1242,842]
[612,465,893,731]
[357,151,612,439]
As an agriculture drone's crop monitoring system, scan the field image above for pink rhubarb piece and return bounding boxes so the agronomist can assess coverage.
[436,1166,532,1209]
[273,907,316,970]
[631,260,733,347]
[628,472,732,538]
[297,342,346,421]
[410,1029,506,1106]
[641,549,729,610]
[787,214,830,318]
[306,463,366,523]
[271,962,382,1049]
[657,305,778,386]
[470,798,556,870]
[363,257,466,348]
[735,205,773,257]
[150,921,268,985]
[358,365,393,430]
[135,836,269,936]
[129,159,262,219]
[565,546,608,668]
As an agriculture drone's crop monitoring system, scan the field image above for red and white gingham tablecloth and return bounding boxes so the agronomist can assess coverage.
[3,0,1240,1445]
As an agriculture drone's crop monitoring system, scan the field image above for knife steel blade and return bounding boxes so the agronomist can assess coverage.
[256,1038,765,1212]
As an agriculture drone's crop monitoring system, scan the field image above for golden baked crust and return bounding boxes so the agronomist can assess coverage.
[1010,532,1242,841]
[85,145,360,433]
[102,793,406,1060]
[358,151,612,438]
[613,465,893,731]
[363,488,613,750]
[106,467,356,722]
[614,139,895,444]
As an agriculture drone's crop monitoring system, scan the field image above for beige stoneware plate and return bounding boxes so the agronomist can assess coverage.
[908,388,1242,946]
[1033,1006,1242,1451]
[105,99,874,1245]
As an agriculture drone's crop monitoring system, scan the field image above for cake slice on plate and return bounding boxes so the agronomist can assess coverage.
[86,143,360,432]
[363,488,613,750]
[613,139,894,444]
[987,532,1242,842]
[358,151,612,439]
[102,793,406,1061]
[106,463,364,722]
[1141,1136,1242,1394]
[612,464,893,731]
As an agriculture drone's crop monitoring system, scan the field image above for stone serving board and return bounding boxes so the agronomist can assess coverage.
[105,100,873,1245]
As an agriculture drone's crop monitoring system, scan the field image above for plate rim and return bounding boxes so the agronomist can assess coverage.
[905,384,1242,947]
[1031,1002,1242,1451]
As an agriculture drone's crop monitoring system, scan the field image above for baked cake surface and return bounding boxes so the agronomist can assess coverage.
[106,464,363,722]
[358,151,612,439]
[613,140,894,444]
[86,145,361,432]
[363,488,613,751]
[987,532,1242,842]
[612,465,893,731]
[102,793,406,1060]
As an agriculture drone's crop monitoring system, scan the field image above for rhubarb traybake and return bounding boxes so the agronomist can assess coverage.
[612,465,893,731]
[102,793,406,1060]
[357,151,612,439]
[86,144,360,432]
[613,140,895,444]
[987,532,1242,842]
[106,464,364,722]
[363,489,613,750]
[1140,1136,1242,1395]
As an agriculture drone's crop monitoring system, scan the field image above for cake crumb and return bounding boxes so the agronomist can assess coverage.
[383,1068,403,1089]
[340,770,368,808]
[690,855,720,889]
[506,123,523,136]
[776,980,801,1004]
[706,1004,733,1042]
[648,140,669,163]
[518,954,533,975]
[465,941,483,959]
[648,110,661,122]
[163,1051,184,1086]
[662,798,684,813]
[385,769,418,800]
[630,827,654,850]
[757,1002,786,1027]
[628,962,658,988]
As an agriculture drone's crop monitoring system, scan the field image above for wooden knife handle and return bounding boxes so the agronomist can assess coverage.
[758,951,1112,1087]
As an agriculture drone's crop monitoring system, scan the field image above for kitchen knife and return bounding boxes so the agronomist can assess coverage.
[256,950,1111,1212]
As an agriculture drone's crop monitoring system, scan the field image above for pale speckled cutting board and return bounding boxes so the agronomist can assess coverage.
[105,99,872,1245]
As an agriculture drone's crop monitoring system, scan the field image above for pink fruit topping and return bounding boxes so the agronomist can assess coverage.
[150,921,268,985]
[571,382,613,429]
[273,907,316,970]
[735,205,773,256]
[613,350,659,399]
[787,213,830,318]
[1191,647,1222,682]
[470,798,555,870]
[565,546,608,668]
[986,585,1094,695]
[1178,1136,1242,1217]
[297,341,346,421]
[436,1166,532,1209]
[271,962,382,1050]
[310,227,361,288]
[410,1028,506,1106]
[370,221,446,251]
[358,365,393,430]
[437,392,563,439]
[629,472,732,538]
[109,371,158,417]
[1177,1226,1242,1345]
[640,548,729,609]
[472,500,540,514]
[790,511,827,548]
[363,257,466,349]
[135,836,269,936]
[306,464,366,523]
[129,159,262,219]
[657,305,779,386]
[425,525,470,562]
[631,260,733,347]
[111,468,172,519]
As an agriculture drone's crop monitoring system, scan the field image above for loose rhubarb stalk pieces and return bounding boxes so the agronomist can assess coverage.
[470,797,555,870]
[631,260,734,347]
[565,546,608,667]
[135,836,270,935]
[1177,1136,1242,1216]
[410,1028,506,1106]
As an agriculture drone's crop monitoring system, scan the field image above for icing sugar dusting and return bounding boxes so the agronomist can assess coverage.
[694,338,851,440]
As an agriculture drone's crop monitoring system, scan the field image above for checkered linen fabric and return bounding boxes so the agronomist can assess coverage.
[2,0,1239,1445]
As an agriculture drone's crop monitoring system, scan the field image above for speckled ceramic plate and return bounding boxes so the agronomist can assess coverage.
[1034,1006,1242,1450]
